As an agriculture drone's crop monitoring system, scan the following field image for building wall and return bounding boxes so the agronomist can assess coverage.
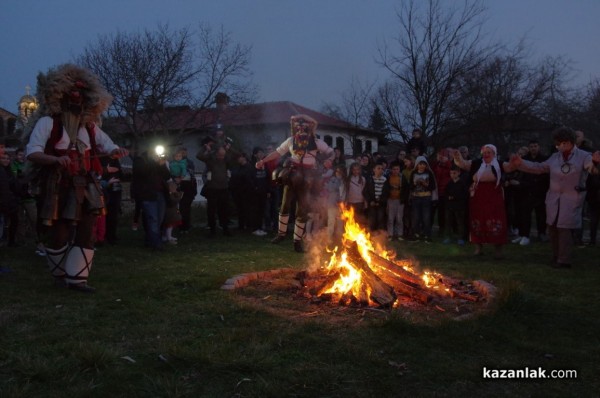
[153,126,380,173]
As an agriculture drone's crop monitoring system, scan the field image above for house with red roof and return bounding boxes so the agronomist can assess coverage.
[106,100,384,166]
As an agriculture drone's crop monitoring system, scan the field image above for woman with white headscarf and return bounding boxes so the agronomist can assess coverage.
[454,144,509,258]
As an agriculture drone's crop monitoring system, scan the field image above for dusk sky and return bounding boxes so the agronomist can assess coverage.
[1,0,599,115]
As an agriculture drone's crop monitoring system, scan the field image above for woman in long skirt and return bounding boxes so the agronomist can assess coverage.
[454,144,508,259]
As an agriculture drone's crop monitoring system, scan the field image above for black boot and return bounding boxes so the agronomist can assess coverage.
[293,240,304,253]
[67,282,96,293]
[271,234,286,244]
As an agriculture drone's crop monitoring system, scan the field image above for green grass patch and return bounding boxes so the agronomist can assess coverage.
[1,216,598,397]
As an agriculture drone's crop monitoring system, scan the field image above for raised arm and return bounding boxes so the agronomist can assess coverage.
[452,149,471,171]
[256,150,282,169]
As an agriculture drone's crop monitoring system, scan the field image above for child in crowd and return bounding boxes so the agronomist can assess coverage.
[162,181,183,244]
[169,150,189,180]
[385,161,409,241]
[402,155,415,238]
[325,164,347,241]
[363,159,389,233]
[443,166,469,245]
[345,162,367,225]
[408,156,436,242]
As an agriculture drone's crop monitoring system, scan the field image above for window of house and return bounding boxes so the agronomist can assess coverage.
[354,139,363,155]
[365,140,372,154]
[336,136,344,151]
[324,135,333,146]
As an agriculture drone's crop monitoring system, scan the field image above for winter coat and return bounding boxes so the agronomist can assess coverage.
[518,147,594,229]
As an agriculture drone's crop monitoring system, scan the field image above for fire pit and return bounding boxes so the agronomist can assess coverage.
[223,206,496,320]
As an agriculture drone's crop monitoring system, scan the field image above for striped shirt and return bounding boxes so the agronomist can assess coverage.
[373,176,386,200]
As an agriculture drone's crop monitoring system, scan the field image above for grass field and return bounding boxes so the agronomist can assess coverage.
[1,210,599,397]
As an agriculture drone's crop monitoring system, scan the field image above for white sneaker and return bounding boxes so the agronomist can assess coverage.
[519,237,530,246]
[511,236,523,244]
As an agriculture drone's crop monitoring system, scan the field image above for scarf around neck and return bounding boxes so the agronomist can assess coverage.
[475,144,501,187]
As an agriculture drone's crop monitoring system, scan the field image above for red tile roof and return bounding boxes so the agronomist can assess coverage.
[0,107,17,120]
[108,101,373,134]
[218,101,357,129]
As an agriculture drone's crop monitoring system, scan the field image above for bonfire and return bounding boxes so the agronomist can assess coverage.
[302,205,483,308]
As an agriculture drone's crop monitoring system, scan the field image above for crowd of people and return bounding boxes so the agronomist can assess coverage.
[115,124,598,268]
[2,65,600,288]
[3,121,600,276]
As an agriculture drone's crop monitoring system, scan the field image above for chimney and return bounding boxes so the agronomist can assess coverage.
[215,92,229,112]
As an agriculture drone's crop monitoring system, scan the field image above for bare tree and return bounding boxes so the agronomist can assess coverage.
[192,24,256,108]
[376,0,494,147]
[447,43,571,151]
[321,76,378,155]
[77,23,255,142]
[377,81,406,142]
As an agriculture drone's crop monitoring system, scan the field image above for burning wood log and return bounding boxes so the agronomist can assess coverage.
[357,250,433,304]
[378,273,432,304]
[346,243,397,307]
[367,250,425,287]
[310,271,341,296]
[449,288,479,302]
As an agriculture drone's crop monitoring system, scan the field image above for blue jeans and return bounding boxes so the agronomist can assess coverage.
[411,196,432,238]
[142,194,166,248]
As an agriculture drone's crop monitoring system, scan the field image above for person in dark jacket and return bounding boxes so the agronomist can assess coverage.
[229,152,254,231]
[0,151,18,273]
[250,147,269,236]
[363,159,390,234]
[408,156,437,242]
[585,169,600,246]
[197,141,235,237]
[512,140,549,245]
[443,166,469,245]
[0,153,20,247]
[406,128,427,157]
[131,148,170,250]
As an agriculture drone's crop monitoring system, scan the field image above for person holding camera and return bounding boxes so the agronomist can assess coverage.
[131,145,171,250]
[196,135,237,238]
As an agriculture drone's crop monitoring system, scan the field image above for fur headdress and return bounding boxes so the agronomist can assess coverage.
[36,64,112,121]
[22,64,112,141]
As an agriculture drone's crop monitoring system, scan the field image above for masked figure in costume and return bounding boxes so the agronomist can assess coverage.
[256,114,334,252]
[25,64,128,292]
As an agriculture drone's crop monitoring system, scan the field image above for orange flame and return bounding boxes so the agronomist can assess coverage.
[318,204,446,306]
